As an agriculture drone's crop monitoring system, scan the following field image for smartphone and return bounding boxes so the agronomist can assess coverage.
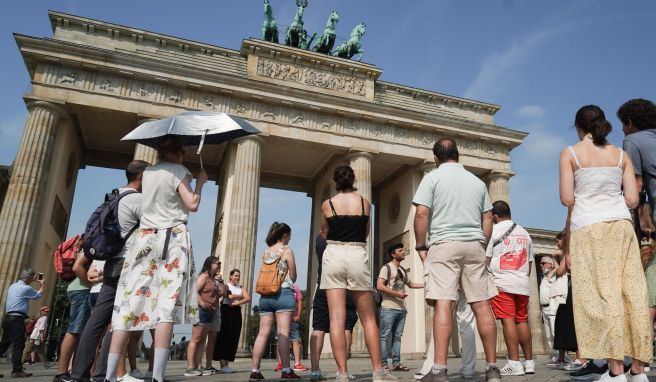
[37,272,44,281]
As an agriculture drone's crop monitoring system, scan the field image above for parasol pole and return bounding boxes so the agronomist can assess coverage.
[197,129,208,170]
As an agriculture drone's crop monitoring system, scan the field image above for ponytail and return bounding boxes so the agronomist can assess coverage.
[265,222,291,246]
[575,105,612,146]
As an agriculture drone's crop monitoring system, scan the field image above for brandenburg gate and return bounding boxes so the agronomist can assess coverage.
[0,11,556,357]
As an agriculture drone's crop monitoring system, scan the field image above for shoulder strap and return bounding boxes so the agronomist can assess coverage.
[618,149,624,168]
[493,223,517,248]
[384,263,391,285]
[567,146,582,169]
[328,198,337,216]
[360,196,365,216]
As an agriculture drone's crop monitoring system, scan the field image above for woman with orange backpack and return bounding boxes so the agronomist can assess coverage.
[249,222,300,381]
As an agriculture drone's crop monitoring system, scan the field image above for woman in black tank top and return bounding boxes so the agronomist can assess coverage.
[319,165,396,381]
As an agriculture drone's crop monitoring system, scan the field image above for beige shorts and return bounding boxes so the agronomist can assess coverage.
[425,241,497,303]
[320,241,372,291]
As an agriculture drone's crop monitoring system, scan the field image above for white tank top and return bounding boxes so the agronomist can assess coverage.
[568,146,632,231]
[223,283,243,305]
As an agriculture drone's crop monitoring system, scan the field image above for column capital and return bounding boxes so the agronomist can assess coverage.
[345,150,375,162]
[418,160,436,174]
[486,169,514,181]
[25,101,68,119]
[235,134,265,146]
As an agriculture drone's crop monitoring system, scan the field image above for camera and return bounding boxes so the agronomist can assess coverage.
[36,273,44,281]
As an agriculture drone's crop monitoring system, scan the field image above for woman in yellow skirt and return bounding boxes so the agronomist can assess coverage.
[559,105,651,382]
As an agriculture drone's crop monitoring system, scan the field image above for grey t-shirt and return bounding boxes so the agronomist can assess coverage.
[624,129,656,222]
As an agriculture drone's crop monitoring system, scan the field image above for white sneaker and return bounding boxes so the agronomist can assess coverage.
[184,368,202,377]
[500,361,525,376]
[120,374,144,382]
[566,359,586,371]
[130,368,146,379]
[524,359,535,374]
[220,366,235,373]
[596,371,628,382]
[625,371,649,382]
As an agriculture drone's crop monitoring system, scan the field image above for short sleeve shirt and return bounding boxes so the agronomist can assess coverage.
[140,162,192,229]
[624,129,656,222]
[378,262,408,311]
[117,187,142,238]
[485,220,533,296]
[412,163,492,244]
[5,281,42,314]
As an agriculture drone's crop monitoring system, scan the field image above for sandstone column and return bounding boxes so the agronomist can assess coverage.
[486,170,513,203]
[345,151,374,356]
[0,101,66,308]
[219,135,263,354]
[133,118,159,165]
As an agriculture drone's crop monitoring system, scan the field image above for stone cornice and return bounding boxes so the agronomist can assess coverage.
[48,10,238,58]
[376,81,500,116]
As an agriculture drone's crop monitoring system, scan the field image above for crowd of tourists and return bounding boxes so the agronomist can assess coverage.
[0,98,654,382]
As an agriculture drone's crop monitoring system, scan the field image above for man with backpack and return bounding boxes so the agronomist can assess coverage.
[376,243,423,372]
[0,269,44,377]
[62,160,149,382]
[22,306,49,368]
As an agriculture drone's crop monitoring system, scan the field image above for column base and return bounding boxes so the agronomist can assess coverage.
[235,348,252,358]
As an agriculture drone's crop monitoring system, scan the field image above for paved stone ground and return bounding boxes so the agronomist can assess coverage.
[2,356,656,381]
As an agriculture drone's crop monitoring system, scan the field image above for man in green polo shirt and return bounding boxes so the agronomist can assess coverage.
[413,138,500,382]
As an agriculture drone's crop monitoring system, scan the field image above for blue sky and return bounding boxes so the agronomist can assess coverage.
[1,2,655,329]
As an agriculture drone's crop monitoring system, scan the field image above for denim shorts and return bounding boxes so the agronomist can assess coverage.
[259,288,295,315]
[199,307,214,325]
[290,320,300,341]
[67,290,91,334]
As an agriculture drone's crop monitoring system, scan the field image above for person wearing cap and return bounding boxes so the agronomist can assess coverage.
[0,268,44,377]
[63,160,149,382]
[22,306,49,368]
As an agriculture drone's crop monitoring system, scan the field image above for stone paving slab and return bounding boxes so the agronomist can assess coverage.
[3,356,656,382]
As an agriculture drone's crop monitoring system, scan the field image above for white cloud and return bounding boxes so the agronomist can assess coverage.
[515,105,546,119]
[464,25,570,101]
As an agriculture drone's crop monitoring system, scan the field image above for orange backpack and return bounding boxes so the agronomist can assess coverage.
[255,247,288,296]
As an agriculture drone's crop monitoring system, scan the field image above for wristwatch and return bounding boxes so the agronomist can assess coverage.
[415,245,429,252]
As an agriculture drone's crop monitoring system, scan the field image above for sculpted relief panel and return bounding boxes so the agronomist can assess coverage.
[255,57,367,97]
[42,65,507,162]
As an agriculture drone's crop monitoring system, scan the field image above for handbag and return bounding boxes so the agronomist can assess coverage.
[255,247,288,296]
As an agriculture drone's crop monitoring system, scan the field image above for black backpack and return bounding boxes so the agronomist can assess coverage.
[82,189,138,260]
[374,264,392,307]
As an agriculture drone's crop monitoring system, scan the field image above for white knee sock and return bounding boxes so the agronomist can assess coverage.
[106,352,121,382]
[152,347,171,382]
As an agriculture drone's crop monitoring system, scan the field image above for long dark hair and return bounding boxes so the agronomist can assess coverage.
[575,105,612,146]
[200,256,220,277]
[265,222,291,246]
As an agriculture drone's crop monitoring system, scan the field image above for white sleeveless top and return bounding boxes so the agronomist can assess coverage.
[568,146,632,231]
[223,283,243,305]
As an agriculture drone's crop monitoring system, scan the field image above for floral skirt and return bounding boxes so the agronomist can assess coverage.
[112,224,199,330]
[570,219,652,363]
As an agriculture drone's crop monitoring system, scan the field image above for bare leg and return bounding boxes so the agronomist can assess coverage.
[609,359,626,375]
[194,326,209,369]
[432,299,455,365]
[127,331,142,371]
[251,315,274,369]
[275,312,293,369]
[292,340,302,365]
[345,329,353,356]
[326,289,348,374]
[57,333,79,374]
[205,331,217,368]
[500,318,519,361]
[351,290,384,371]
[469,300,498,364]
[516,322,533,360]
[310,330,325,371]
[187,324,205,369]
[629,358,644,375]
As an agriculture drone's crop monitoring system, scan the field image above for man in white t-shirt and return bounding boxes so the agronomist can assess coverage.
[485,201,534,376]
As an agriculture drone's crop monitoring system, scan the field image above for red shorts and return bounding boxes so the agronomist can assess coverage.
[491,291,529,322]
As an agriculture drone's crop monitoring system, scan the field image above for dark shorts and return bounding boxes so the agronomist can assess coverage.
[199,307,214,325]
[67,289,91,334]
[259,288,295,315]
[312,288,358,333]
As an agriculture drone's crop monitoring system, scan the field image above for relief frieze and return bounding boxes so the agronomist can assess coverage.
[256,57,366,97]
